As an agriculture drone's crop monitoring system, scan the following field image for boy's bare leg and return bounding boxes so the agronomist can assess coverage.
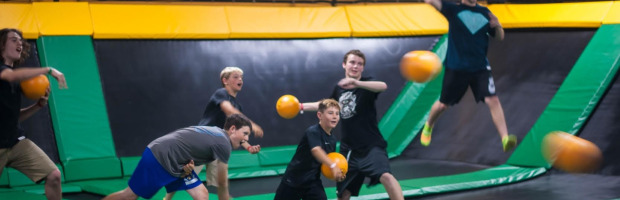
[380,173,403,200]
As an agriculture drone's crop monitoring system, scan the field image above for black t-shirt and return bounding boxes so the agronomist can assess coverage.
[197,88,242,127]
[331,76,387,152]
[281,124,337,188]
[0,65,25,148]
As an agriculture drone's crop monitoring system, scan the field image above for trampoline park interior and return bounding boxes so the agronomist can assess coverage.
[1,0,620,199]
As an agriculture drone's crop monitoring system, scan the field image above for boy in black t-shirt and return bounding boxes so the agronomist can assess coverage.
[300,50,403,200]
[275,99,344,200]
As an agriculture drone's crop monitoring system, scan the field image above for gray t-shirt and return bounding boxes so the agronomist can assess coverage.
[148,126,232,177]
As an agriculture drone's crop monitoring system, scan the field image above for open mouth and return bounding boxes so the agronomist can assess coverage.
[16,47,22,53]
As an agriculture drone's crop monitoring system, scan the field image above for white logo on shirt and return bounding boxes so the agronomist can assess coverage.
[339,91,357,119]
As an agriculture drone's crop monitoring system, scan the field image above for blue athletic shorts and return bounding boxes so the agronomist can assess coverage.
[128,148,203,199]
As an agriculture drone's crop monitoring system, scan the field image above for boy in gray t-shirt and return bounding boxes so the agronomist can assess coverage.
[103,114,252,200]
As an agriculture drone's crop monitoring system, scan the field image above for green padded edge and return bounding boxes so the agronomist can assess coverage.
[10,184,82,195]
[73,178,219,199]
[37,36,121,181]
[229,150,260,169]
[230,164,542,200]
[227,166,282,179]
[71,178,129,196]
[120,157,141,177]
[507,25,620,167]
[338,165,545,199]
[257,145,296,166]
[0,191,50,200]
[380,35,447,158]
[232,165,542,200]
[62,157,122,181]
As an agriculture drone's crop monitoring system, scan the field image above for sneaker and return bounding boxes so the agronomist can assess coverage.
[420,123,432,146]
[502,134,517,152]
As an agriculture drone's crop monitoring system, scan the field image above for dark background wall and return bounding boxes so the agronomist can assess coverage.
[579,72,620,176]
[94,37,439,157]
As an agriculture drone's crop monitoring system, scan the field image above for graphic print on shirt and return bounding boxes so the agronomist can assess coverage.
[457,10,488,35]
[339,91,357,119]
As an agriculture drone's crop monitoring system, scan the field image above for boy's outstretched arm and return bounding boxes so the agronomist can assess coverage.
[300,101,320,112]
[241,141,261,154]
[338,78,387,93]
[489,12,505,41]
[1,67,67,88]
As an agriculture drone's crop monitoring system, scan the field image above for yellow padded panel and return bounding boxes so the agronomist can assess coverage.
[32,2,93,35]
[90,4,229,39]
[226,6,350,38]
[0,4,39,39]
[346,4,448,37]
[489,2,613,28]
[603,2,620,24]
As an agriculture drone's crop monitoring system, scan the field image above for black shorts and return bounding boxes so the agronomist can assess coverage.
[274,180,326,200]
[336,145,391,198]
[440,67,497,106]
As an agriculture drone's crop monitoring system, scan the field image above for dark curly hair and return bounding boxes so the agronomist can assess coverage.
[0,28,31,66]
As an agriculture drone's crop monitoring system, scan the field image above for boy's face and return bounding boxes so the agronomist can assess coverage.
[318,106,340,130]
[342,54,365,79]
[2,32,23,65]
[228,125,250,149]
[223,71,243,92]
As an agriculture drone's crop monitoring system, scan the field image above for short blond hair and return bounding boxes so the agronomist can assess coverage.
[318,99,340,113]
[220,67,244,87]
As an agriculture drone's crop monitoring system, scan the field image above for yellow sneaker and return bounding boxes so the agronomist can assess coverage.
[420,123,432,146]
[502,134,517,152]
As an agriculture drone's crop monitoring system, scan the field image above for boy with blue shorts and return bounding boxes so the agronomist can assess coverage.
[102,114,252,200]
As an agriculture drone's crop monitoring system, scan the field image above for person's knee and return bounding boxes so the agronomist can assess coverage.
[338,190,351,200]
[187,185,209,200]
[485,96,499,105]
[435,102,448,111]
[46,169,61,185]
[121,188,139,200]
[379,173,396,184]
